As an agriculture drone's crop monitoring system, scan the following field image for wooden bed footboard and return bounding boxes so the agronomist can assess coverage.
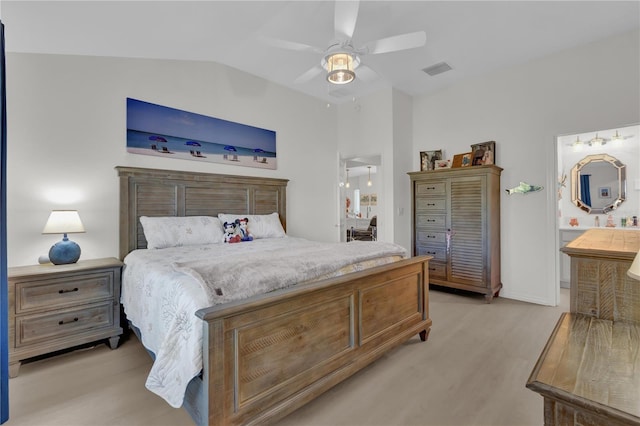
[194,255,432,426]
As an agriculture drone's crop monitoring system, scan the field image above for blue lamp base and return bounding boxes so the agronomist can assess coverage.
[48,234,81,265]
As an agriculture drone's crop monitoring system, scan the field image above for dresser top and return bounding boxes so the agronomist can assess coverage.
[527,312,640,424]
[561,228,640,261]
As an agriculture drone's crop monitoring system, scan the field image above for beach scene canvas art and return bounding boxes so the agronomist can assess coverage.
[126,98,277,169]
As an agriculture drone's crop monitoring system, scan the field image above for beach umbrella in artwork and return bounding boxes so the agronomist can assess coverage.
[253,148,266,163]
[224,145,238,161]
[149,135,168,142]
[185,140,201,147]
[148,135,167,150]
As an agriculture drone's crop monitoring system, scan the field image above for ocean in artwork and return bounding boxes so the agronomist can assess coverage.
[126,98,277,169]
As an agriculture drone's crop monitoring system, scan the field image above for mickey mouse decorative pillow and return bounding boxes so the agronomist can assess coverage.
[235,218,254,241]
[218,213,285,239]
[223,221,241,243]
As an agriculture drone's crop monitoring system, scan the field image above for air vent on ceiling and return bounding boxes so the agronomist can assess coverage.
[422,62,452,76]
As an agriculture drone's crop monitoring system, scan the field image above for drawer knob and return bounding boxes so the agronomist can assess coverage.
[427,219,435,222]
[58,287,79,294]
[58,317,79,325]
[427,235,435,238]
[427,251,436,255]
[427,203,436,206]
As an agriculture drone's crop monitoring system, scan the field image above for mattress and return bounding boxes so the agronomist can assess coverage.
[121,236,406,407]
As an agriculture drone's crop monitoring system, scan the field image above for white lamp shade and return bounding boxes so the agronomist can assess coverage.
[42,210,85,234]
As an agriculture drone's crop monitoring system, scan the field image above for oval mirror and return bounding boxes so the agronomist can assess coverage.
[571,154,626,214]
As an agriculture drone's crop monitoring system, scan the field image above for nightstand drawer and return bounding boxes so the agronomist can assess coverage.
[16,271,114,314]
[16,302,114,347]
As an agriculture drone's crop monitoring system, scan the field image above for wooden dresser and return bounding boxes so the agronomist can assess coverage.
[408,165,502,302]
[8,257,123,377]
[527,229,640,425]
[562,228,640,321]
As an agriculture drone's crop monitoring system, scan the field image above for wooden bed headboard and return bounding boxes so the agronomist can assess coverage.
[116,166,288,259]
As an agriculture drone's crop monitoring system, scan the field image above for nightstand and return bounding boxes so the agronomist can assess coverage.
[7,257,123,377]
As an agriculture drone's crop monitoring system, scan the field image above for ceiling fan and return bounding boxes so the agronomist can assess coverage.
[260,1,427,88]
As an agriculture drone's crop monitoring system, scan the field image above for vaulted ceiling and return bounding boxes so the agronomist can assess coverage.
[3,1,639,104]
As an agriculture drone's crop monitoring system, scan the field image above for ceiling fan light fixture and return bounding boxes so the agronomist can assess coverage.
[326,52,355,85]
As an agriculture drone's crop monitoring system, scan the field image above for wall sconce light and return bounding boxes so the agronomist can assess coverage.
[571,136,583,152]
[367,166,372,187]
[345,168,350,188]
[611,130,624,145]
[42,210,85,265]
[589,133,605,147]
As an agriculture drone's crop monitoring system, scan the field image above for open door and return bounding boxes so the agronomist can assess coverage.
[0,20,9,424]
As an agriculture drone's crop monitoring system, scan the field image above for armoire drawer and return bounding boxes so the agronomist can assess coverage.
[416,198,446,211]
[417,245,446,262]
[416,214,446,228]
[426,262,447,280]
[416,181,446,196]
[417,230,446,244]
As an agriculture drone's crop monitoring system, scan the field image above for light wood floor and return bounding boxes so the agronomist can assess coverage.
[7,287,569,426]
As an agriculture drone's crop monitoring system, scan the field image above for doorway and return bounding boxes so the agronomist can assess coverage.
[555,124,639,293]
[339,154,381,242]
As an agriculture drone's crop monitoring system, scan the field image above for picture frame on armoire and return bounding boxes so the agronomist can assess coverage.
[452,152,472,168]
[470,141,496,166]
[420,150,443,171]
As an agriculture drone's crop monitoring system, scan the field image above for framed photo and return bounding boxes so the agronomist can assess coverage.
[434,159,450,169]
[470,141,496,166]
[599,187,611,198]
[420,149,443,171]
[461,152,473,167]
[452,152,472,168]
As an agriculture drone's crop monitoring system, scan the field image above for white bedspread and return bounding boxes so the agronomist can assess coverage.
[121,237,406,408]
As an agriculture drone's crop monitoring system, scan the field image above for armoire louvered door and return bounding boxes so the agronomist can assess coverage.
[409,165,502,303]
[449,176,485,286]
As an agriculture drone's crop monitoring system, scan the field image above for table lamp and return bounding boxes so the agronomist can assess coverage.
[42,210,85,265]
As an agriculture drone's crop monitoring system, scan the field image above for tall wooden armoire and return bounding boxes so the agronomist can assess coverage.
[409,165,502,302]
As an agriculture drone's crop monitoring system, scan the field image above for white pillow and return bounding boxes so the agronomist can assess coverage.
[139,216,225,249]
[217,212,286,239]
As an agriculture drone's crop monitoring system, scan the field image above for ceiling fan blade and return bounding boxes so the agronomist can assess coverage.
[355,64,378,82]
[294,65,324,84]
[362,31,426,55]
[257,35,324,54]
[334,0,360,40]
